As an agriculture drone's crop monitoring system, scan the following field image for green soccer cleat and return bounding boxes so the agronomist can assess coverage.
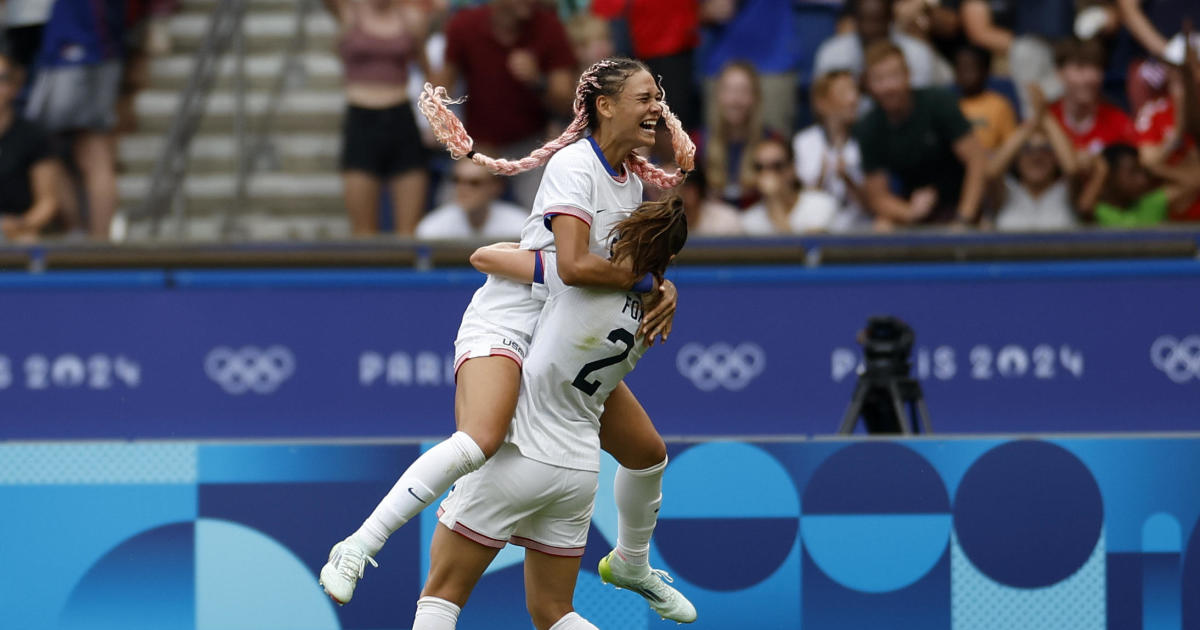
[599,551,697,623]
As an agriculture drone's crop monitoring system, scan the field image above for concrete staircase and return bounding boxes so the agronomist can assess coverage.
[119,0,350,240]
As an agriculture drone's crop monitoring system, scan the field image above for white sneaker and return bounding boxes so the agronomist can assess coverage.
[319,538,378,605]
[598,551,697,623]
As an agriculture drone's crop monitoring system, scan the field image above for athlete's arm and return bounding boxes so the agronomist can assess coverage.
[552,215,679,345]
[550,215,642,289]
[469,243,536,283]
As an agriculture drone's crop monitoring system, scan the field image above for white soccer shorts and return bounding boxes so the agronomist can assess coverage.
[437,443,597,557]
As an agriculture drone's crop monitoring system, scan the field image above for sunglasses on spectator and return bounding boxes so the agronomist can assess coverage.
[1021,141,1052,154]
[453,176,491,187]
[753,160,790,173]
[0,72,14,84]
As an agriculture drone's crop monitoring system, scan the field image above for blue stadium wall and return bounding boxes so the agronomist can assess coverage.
[6,436,1200,629]
[0,259,1198,440]
[3,258,1200,628]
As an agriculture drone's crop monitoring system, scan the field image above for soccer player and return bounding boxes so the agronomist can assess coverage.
[411,196,690,630]
[320,57,697,622]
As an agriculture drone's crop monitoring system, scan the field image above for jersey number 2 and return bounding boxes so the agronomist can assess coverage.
[572,328,636,396]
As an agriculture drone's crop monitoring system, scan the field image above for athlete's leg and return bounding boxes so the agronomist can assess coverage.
[523,549,589,630]
[596,382,696,623]
[349,357,517,550]
[322,357,519,603]
[413,524,503,629]
[598,381,666,565]
[454,356,522,458]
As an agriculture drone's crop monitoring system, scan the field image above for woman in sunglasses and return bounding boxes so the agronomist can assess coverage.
[741,136,843,235]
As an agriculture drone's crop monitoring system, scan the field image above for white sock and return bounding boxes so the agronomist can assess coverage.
[353,432,486,556]
[412,596,461,630]
[613,456,667,567]
[548,612,599,630]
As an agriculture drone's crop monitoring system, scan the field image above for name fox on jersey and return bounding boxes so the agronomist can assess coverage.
[622,295,644,322]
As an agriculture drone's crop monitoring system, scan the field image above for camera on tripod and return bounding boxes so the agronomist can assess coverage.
[837,316,932,435]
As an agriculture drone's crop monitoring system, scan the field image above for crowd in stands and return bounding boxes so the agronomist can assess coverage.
[0,0,172,242]
[2,0,1200,241]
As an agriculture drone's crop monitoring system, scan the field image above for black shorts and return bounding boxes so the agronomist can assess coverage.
[340,102,428,177]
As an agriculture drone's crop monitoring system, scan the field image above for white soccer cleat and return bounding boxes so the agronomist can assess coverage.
[319,538,378,605]
[598,551,697,623]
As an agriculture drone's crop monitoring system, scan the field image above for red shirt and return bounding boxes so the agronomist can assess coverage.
[592,0,699,59]
[444,7,576,146]
[1049,101,1137,154]
[1136,97,1200,221]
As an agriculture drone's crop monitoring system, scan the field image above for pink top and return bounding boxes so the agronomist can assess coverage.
[338,9,413,86]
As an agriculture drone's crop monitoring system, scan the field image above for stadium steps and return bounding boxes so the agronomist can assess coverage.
[120,4,349,240]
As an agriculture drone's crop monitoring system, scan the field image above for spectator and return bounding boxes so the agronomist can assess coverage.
[1136,59,1200,221]
[24,0,123,239]
[955,0,1075,117]
[741,136,849,235]
[1081,143,1200,226]
[0,52,58,242]
[415,157,528,239]
[699,0,800,134]
[792,70,870,231]
[1117,0,1200,112]
[564,12,613,72]
[678,168,742,236]
[438,0,577,208]
[741,137,801,235]
[325,0,431,236]
[955,43,1017,152]
[894,0,965,62]
[1049,38,1137,157]
[593,0,700,131]
[855,41,987,227]
[985,86,1083,231]
[813,0,953,91]
[700,60,771,209]
[3,0,54,72]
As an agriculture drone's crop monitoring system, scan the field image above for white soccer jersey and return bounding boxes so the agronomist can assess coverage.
[519,136,644,259]
[508,252,649,472]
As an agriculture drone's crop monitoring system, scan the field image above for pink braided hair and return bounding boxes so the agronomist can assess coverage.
[418,57,696,189]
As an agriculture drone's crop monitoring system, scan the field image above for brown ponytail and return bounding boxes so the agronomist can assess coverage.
[609,195,689,281]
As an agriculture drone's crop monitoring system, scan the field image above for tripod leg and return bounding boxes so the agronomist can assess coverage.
[915,397,934,434]
[888,381,912,435]
[838,380,870,435]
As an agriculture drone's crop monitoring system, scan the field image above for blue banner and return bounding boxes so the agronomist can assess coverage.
[6,435,1200,629]
[0,260,1198,440]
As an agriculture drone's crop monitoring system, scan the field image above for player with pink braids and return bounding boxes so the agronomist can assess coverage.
[321,57,698,625]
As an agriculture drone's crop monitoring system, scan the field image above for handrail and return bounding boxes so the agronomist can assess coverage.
[133,0,248,236]
[224,0,315,239]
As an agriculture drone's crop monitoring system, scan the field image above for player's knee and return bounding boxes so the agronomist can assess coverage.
[616,434,666,470]
[468,430,505,459]
[526,596,573,630]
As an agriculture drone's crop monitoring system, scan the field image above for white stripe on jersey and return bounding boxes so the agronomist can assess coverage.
[508,252,649,472]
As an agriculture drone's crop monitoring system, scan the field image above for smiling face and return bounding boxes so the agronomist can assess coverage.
[1015,130,1057,187]
[751,139,796,197]
[864,51,911,117]
[597,69,663,151]
[716,65,757,130]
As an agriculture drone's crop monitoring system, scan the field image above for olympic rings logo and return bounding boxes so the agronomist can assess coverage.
[205,345,295,394]
[676,342,766,391]
[1150,335,1200,384]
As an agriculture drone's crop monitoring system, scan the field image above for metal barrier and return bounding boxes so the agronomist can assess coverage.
[3,227,1198,271]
